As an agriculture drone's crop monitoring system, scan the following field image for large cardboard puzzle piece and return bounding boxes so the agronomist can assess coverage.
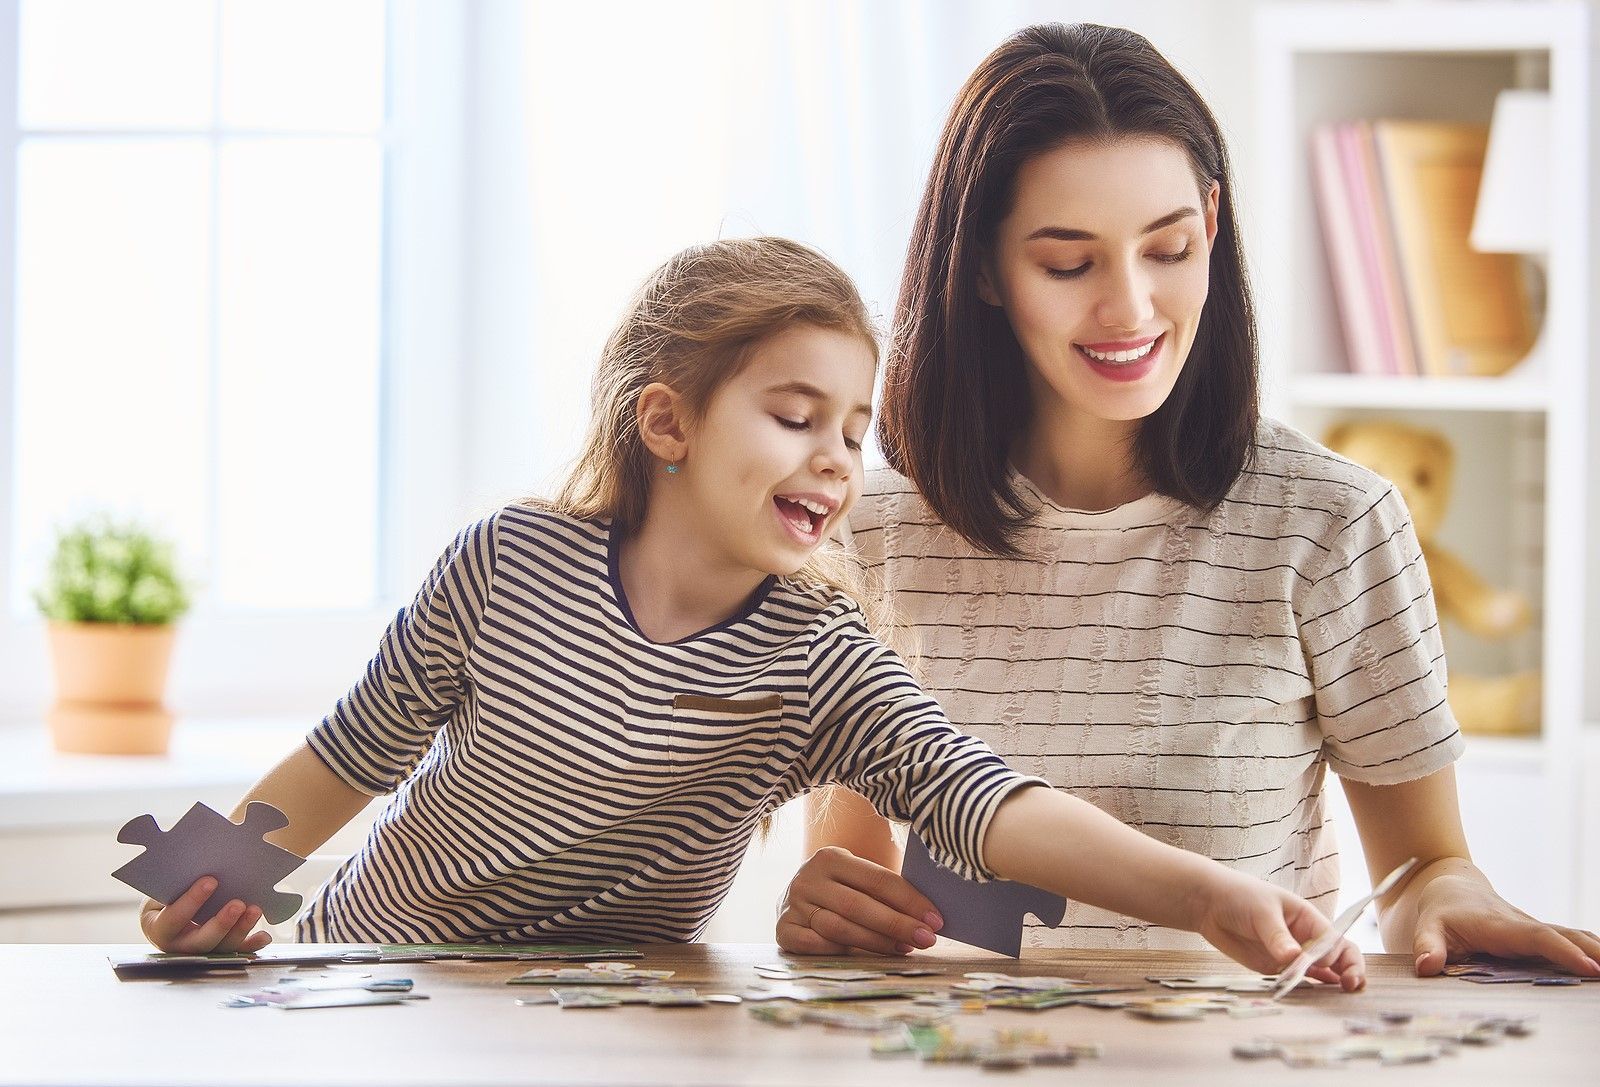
[901,833,1066,957]
[112,801,306,925]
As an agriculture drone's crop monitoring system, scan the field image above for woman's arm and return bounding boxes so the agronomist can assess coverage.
[1343,765,1600,976]
[138,741,371,953]
[779,788,941,955]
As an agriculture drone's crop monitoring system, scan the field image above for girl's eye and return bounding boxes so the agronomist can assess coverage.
[776,416,809,431]
[1046,263,1090,280]
[1153,246,1193,264]
[844,436,863,452]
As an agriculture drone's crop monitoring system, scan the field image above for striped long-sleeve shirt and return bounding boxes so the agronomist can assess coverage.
[298,504,1039,944]
[845,418,1465,951]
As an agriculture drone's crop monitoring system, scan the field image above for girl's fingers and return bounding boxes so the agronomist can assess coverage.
[144,877,218,949]
[171,899,247,955]
[215,905,263,953]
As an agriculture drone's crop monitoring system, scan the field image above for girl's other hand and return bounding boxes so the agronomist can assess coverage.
[1191,868,1366,991]
[138,877,273,955]
[776,846,943,955]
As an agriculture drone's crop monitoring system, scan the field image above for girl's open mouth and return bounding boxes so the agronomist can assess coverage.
[773,495,830,544]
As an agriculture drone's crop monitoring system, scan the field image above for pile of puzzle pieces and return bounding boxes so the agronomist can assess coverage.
[1234,1010,1535,1068]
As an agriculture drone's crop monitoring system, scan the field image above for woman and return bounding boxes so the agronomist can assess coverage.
[775,23,1599,976]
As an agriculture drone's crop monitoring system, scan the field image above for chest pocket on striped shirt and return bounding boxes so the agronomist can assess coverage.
[669,693,786,781]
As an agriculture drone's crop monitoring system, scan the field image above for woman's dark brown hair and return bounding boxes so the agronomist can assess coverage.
[881,22,1259,556]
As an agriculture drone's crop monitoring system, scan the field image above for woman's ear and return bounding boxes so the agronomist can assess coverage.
[1203,180,1221,249]
[636,382,690,464]
[976,255,1004,308]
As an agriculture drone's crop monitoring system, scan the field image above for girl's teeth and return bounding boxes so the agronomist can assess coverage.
[1080,341,1155,363]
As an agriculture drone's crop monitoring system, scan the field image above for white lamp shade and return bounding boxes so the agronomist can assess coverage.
[1471,89,1551,254]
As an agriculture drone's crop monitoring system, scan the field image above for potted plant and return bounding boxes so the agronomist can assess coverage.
[34,518,191,755]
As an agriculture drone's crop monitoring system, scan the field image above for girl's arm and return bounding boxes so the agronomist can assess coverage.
[138,741,371,954]
[1342,765,1600,976]
[983,785,1361,980]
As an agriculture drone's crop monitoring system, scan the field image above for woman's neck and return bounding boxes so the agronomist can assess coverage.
[616,497,769,644]
[1012,410,1150,511]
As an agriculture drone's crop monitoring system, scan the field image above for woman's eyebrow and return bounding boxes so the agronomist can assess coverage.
[1025,207,1199,242]
[764,381,872,418]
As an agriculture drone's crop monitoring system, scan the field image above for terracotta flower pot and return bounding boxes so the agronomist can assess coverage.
[45,622,177,755]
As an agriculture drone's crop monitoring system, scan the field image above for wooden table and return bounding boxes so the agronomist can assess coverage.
[3,944,1593,1085]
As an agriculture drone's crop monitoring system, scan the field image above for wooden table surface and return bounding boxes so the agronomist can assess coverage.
[3,943,1593,1086]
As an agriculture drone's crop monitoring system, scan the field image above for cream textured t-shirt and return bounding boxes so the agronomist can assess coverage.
[847,419,1465,950]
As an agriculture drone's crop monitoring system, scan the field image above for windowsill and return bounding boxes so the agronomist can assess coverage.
[0,716,310,829]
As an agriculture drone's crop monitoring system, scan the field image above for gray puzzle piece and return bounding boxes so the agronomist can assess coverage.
[112,801,306,925]
[901,833,1067,958]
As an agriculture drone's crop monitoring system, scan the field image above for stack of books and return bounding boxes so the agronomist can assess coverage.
[1310,120,1535,378]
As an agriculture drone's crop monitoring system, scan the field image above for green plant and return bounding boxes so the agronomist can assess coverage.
[33,518,191,625]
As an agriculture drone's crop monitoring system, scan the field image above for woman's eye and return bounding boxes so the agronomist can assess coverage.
[775,416,809,431]
[844,436,863,452]
[1153,246,1193,264]
[1046,263,1090,280]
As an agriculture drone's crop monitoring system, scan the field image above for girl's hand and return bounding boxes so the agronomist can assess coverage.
[776,846,943,955]
[139,877,273,955]
[1190,869,1366,990]
[1410,868,1600,977]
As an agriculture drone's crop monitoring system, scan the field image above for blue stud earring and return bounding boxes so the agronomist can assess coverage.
[665,462,680,475]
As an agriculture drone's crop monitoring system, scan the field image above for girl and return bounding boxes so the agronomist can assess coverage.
[141,237,1361,985]
[777,24,1600,979]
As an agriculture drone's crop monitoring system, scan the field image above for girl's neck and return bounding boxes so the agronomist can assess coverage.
[615,496,770,644]
[1012,409,1150,512]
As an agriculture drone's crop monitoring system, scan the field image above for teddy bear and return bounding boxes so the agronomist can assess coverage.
[1322,420,1540,735]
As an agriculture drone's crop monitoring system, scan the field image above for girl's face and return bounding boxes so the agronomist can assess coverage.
[681,324,874,576]
[979,135,1219,430]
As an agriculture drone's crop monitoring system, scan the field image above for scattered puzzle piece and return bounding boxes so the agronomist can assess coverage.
[1148,974,1281,993]
[111,801,305,925]
[1442,957,1600,985]
[1236,1010,1535,1068]
[900,834,1066,957]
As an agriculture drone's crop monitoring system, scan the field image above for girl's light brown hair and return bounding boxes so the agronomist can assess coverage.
[552,236,879,597]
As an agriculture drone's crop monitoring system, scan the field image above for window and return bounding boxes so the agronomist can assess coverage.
[8,0,386,614]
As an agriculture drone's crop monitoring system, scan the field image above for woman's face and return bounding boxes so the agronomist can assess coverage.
[979,136,1219,429]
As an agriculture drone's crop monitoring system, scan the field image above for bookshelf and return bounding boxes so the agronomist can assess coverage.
[1254,1,1591,930]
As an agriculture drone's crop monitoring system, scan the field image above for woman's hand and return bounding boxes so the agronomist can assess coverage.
[1189,868,1366,990]
[1408,864,1600,977]
[138,878,272,955]
[776,846,943,955]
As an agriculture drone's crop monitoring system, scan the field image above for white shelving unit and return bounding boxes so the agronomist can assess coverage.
[1254,1,1591,929]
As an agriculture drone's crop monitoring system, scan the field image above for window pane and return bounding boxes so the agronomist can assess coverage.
[12,141,211,605]
[215,139,383,610]
[219,0,385,132]
[18,0,215,129]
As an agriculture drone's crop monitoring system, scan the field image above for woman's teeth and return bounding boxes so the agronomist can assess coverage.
[1079,340,1155,363]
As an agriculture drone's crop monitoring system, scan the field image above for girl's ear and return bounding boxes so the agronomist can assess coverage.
[636,382,690,464]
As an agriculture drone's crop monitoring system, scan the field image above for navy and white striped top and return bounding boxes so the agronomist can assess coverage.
[298,504,1037,944]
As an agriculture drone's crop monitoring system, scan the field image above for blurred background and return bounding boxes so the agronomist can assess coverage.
[0,0,1594,946]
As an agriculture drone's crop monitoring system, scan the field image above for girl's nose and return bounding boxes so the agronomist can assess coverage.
[811,437,851,478]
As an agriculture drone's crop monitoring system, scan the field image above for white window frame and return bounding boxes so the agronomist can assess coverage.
[0,0,470,724]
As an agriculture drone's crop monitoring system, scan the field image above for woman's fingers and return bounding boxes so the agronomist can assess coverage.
[777,847,941,955]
